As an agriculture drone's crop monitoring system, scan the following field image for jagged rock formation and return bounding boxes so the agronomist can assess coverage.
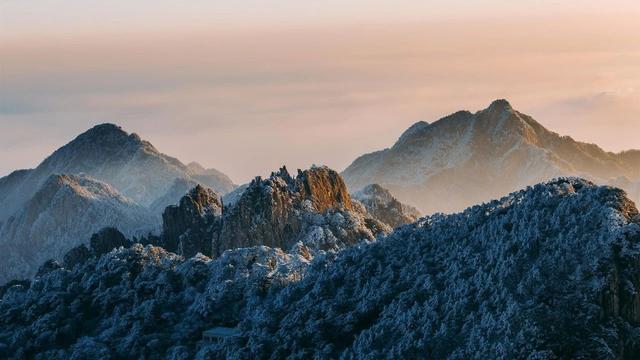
[141,166,389,261]
[213,166,388,257]
[0,123,235,222]
[0,174,155,283]
[343,99,640,214]
[161,185,222,258]
[352,184,421,228]
[0,166,383,358]
[217,178,640,359]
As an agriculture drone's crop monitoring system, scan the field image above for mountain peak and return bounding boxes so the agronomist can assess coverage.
[487,98,513,112]
[74,123,146,148]
[86,122,125,134]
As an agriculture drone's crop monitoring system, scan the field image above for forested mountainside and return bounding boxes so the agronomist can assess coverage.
[3,178,639,359]
[343,99,640,214]
[217,178,640,359]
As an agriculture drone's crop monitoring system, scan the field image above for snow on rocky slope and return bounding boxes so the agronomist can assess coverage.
[217,178,640,359]
[343,99,640,214]
[0,174,156,283]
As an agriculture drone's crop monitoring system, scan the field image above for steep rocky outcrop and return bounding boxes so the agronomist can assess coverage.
[161,185,222,258]
[352,184,421,228]
[343,99,640,214]
[138,166,388,260]
[62,244,92,269]
[0,174,155,283]
[213,166,387,257]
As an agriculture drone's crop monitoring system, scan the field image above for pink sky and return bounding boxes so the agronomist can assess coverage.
[1,5,639,183]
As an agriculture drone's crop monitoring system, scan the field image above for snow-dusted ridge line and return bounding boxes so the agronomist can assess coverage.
[342,99,640,215]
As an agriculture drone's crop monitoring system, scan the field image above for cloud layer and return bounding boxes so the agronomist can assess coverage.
[1,15,639,182]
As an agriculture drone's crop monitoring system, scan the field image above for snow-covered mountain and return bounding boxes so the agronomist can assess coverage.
[221,178,640,359]
[343,99,640,214]
[0,123,236,222]
[0,174,156,283]
[3,178,639,358]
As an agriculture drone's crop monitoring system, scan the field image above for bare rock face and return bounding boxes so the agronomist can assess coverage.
[161,185,222,258]
[213,166,387,257]
[296,166,353,212]
[352,184,421,228]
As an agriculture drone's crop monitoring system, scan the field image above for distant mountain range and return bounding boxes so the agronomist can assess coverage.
[0,124,236,282]
[343,99,640,214]
[2,103,640,358]
[0,123,235,221]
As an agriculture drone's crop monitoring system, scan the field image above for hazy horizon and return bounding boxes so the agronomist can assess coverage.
[2,1,639,183]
